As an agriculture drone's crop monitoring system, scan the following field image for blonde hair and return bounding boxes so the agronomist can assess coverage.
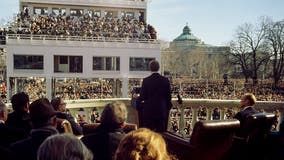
[115,128,171,160]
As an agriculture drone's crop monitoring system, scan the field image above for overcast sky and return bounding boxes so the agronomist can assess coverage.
[0,0,283,46]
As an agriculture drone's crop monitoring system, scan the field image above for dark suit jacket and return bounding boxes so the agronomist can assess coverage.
[0,123,25,147]
[6,111,32,138]
[140,73,172,120]
[81,125,125,160]
[10,126,58,160]
[234,106,259,138]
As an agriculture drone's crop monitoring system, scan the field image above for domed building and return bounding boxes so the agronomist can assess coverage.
[173,24,201,44]
[162,23,230,79]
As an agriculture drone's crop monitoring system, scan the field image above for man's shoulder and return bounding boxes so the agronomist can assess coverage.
[10,137,32,149]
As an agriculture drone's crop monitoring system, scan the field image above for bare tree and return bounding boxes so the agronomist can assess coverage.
[161,48,182,78]
[230,18,270,85]
[229,38,252,82]
[266,19,284,87]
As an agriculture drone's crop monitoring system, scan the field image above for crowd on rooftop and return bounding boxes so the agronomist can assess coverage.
[1,8,157,41]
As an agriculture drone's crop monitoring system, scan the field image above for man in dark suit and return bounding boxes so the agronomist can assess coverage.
[6,92,32,138]
[0,101,25,148]
[51,97,83,135]
[229,93,259,160]
[10,98,59,160]
[139,60,172,132]
[234,93,259,137]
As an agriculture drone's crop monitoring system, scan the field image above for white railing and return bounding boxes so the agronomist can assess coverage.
[6,34,159,44]
[20,0,147,8]
[61,98,284,137]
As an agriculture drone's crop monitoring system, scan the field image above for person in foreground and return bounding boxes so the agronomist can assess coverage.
[10,98,60,160]
[114,128,172,160]
[37,133,93,160]
[139,60,172,132]
[6,92,32,137]
[81,101,128,160]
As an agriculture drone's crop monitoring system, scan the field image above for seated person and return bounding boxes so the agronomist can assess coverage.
[115,128,172,160]
[234,93,259,138]
[51,97,83,135]
[81,101,128,160]
[37,133,93,160]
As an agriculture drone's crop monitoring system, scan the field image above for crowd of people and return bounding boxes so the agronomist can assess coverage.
[0,92,174,160]
[3,8,157,41]
[170,79,284,101]
[2,78,284,102]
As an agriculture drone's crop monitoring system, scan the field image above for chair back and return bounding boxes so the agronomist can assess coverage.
[244,113,276,144]
[190,119,240,160]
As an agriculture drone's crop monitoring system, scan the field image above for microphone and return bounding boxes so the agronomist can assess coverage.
[177,94,182,105]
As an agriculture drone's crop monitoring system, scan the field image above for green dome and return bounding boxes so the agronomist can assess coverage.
[174,24,199,42]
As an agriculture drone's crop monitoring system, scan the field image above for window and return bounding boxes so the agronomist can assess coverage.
[129,57,155,71]
[14,55,43,70]
[34,7,48,15]
[54,56,83,73]
[93,56,120,71]
[70,9,83,17]
[52,8,66,16]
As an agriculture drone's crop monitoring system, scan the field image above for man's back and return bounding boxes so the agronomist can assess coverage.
[10,126,58,160]
[6,111,32,137]
[81,126,125,160]
[0,123,25,147]
[140,73,172,119]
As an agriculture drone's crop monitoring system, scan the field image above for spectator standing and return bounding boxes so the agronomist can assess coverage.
[139,60,172,132]
[6,92,32,137]
[81,101,127,160]
[37,133,93,160]
[10,98,60,160]
[51,97,83,135]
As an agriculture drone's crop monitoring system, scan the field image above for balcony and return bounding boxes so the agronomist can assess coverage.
[63,98,283,159]
[63,98,283,132]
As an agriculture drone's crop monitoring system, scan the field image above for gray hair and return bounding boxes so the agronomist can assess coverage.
[37,134,93,160]
[0,101,6,113]
[101,101,128,129]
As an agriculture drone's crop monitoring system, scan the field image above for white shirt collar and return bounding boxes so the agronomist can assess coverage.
[0,120,5,124]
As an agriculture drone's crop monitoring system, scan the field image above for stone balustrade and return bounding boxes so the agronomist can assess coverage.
[63,98,284,137]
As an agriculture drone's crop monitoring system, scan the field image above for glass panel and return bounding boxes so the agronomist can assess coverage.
[129,57,155,71]
[14,55,43,70]
[54,56,83,73]
[93,56,120,71]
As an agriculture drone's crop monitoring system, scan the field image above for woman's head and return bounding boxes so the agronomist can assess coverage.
[115,128,171,160]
